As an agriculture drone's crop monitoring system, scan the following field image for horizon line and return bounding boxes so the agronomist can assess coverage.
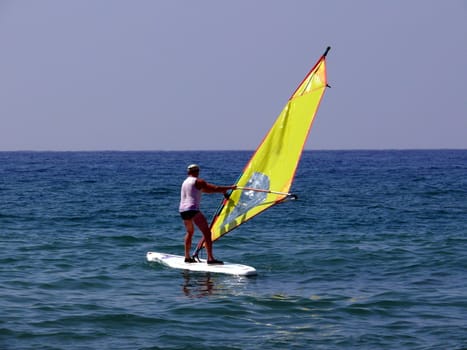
[1,148,466,153]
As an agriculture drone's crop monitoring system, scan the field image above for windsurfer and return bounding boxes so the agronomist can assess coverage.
[179,164,236,264]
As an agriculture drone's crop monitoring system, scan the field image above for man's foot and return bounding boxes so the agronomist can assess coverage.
[184,257,197,263]
[207,259,224,265]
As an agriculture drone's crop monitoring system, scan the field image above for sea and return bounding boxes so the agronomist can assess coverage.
[1,150,466,350]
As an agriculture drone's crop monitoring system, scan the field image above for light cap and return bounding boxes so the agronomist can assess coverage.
[187,164,200,171]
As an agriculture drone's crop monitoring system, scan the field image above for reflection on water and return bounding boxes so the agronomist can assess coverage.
[182,271,214,297]
[181,271,255,298]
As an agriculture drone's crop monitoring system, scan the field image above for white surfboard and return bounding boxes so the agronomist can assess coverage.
[146,252,257,276]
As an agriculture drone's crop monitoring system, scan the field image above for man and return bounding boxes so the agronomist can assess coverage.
[179,164,236,264]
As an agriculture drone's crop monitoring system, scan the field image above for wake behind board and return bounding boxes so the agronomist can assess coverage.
[146,252,257,276]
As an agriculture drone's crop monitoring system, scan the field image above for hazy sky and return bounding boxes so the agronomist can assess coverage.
[1,1,466,151]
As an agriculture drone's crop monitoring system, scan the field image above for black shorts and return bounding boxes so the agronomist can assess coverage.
[180,210,199,220]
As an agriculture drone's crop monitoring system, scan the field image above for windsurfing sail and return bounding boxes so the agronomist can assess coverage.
[195,47,330,255]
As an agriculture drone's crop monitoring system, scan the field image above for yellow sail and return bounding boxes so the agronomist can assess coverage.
[211,47,330,242]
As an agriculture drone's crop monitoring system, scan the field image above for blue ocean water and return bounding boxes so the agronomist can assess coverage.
[1,150,466,350]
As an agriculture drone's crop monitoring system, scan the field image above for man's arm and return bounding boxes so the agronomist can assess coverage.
[196,179,235,193]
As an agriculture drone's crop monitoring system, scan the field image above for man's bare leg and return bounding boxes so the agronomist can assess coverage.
[193,212,215,261]
[183,219,195,260]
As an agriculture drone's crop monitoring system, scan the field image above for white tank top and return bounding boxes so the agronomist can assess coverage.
[179,176,202,212]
